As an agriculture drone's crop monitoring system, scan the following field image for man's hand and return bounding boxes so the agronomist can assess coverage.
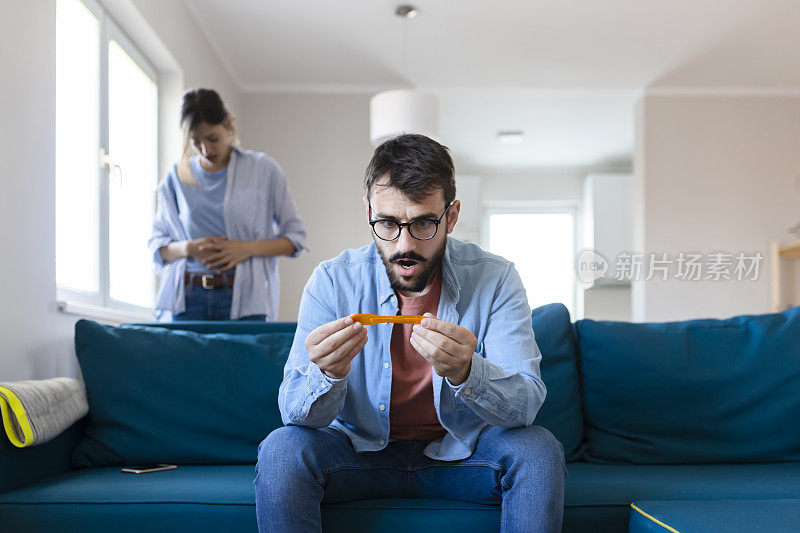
[201,239,252,273]
[410,312,478,385]
[305,316,368,379]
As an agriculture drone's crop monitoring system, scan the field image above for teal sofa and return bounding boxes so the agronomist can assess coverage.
[1,304,799,532]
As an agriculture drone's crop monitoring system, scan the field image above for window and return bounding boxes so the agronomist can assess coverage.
[486,208,577,318]
[56,0,158,314]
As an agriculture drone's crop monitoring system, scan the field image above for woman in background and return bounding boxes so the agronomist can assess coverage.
[149,88,307,321]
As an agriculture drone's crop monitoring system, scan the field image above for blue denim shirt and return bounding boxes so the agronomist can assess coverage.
[279,237,546,461]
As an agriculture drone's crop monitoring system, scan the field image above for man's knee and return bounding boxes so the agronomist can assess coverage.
[256,425,320,480]
[500,425,566,473]
[259,426,299,459]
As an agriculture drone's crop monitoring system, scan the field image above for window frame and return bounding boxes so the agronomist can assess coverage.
[56,0,159,321]
[482,202,580,319]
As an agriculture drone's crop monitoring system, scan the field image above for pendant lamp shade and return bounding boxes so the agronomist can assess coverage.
[369,89,439,147]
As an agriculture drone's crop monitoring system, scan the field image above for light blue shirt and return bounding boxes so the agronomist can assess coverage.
[279,237,546,461]
[180,157,227,273]
[149,148,308,320]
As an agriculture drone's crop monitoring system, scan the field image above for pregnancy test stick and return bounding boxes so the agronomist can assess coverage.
[350,314,425,326]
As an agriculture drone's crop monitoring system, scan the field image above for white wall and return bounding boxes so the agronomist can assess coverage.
[581,174,634,321]
[238,92,376,321]
[476,170,584,205]
[16,2,796,383]
[584,285,632,321]
[0,1,72,382]
[237,91,617,322]
[129,0,242,117]
[0,0,242,381]
[634,94,800,321]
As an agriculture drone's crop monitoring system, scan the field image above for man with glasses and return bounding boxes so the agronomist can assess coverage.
[255,134,566,533]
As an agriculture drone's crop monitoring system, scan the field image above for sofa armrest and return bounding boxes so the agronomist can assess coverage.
[0,415,87,494]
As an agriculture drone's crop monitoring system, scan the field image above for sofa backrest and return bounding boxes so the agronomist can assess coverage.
[529,303,584,461]
[133,321,299,335]
[132,307,586,463]
[114,304,583,466]
[72,320,294,467]
[64,306,800,468]
[575,306,800,464]
[0,416,86,493]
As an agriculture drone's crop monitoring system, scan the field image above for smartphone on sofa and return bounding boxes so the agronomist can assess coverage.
[120,464,178,474]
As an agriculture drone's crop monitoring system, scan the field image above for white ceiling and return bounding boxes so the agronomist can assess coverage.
[435,88,637,169]
[184,0,800,168]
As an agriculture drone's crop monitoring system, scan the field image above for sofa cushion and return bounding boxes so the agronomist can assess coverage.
[629,499,800,533]
[530,303,584,461]
[3,462,800,533]
[0,465,501,533]
[72,320,293,467]
[576,306,800,464]
[566,462,800,532]
[565,462,800,506]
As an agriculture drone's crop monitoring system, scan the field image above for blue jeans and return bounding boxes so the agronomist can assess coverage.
[254,424,566,532]
[173,284,266,321]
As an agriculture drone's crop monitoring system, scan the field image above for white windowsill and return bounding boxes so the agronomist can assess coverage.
[57,300,155,325]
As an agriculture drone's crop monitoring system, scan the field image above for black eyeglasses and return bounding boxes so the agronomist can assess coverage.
[369,201,453,241]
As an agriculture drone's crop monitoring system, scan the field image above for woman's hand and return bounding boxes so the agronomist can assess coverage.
[201,239,253,272]
[186,236,227,263]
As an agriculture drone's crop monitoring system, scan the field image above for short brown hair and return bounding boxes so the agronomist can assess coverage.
[364,134,456,206]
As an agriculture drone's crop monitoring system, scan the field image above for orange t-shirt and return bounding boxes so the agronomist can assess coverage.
[389,270,447,441]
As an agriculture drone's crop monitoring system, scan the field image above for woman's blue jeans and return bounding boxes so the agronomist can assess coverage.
[254,424,567,532]
[173,283,266,321]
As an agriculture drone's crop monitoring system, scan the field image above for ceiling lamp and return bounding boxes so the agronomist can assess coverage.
[497,130,525,144]
[369,5,439,147]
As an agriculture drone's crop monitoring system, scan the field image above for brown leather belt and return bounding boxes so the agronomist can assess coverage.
[184,273,235,289]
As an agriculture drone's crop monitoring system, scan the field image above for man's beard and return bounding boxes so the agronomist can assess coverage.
[378,240,446,294]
